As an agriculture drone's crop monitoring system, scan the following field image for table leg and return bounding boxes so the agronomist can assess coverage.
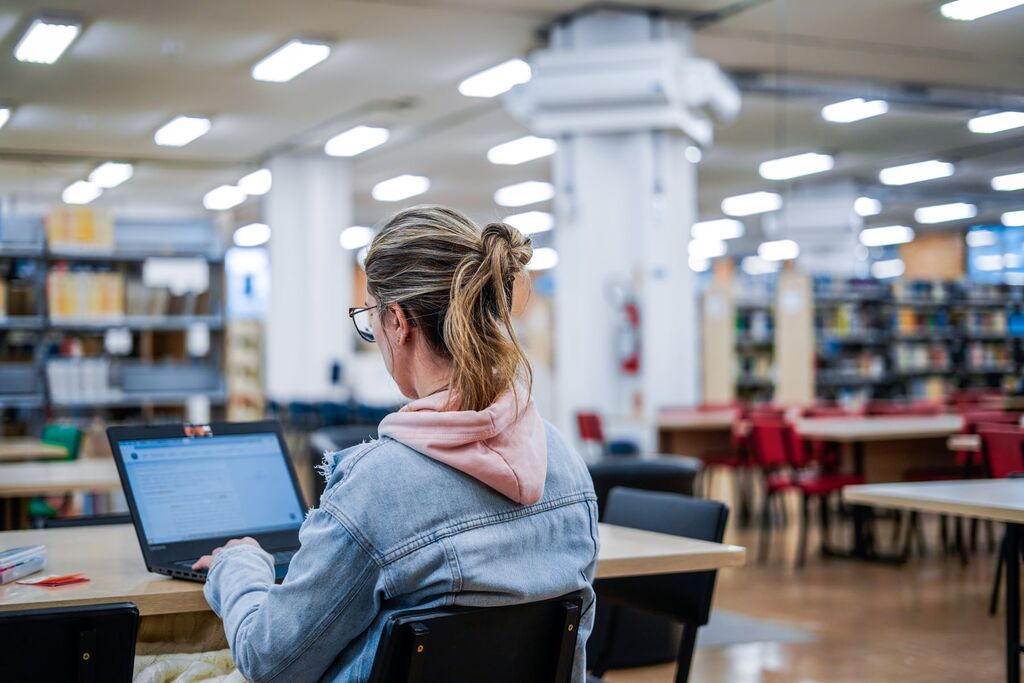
[1006,523,1021,683]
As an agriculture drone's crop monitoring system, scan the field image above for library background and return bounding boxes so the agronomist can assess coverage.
[1,1,1024,683]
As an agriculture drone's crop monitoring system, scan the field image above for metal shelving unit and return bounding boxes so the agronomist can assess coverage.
[0,213,227,428]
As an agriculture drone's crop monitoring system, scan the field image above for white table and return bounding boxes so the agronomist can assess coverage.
[845,480,1024,683]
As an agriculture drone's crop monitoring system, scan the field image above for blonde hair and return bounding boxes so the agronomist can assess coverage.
[364,205,533,412]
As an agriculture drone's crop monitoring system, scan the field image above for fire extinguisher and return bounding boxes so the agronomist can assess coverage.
[618,300,640,375]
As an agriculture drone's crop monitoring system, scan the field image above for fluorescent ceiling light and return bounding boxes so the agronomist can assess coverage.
[324,125,389,157]
[941,0,1024,20]
[914,202,977,224]
[1007,272,1024,285]
[992,171,1024,192]
[154,116,211,147]
[689,255,710,273]
[741,255,779,276]
[14,17,81,64]
[238,168,272,196]
[860,225,915,247]
[758,152,834,180]
[88,162,133,189]
[968,111,1024,134]
[372,174,430,202]
[458,59,531,98]
[0,107,10,129]
[977,254,1005,271]
[203,185,246,211]
[691,218,745,241]
[721,191,783,217]
[871,259,906,279]
[1003,209,1024,227]
[1005,253,1024,269]
[251,39,331,82]
[62,180,102,205]
[504,211,554,235]
[685,146,703,164]
[494,181,554,208]
[487,136,556,165]
[854,197,882,217]
[879,160,954,186]
[233,223,271,247]
[527,247,558,271]
[821,98,889,123]
[966,229,998,247]
[356,246,369,268]
[758,239,800,261]
[688,239,727,259]
[340,225,374,250]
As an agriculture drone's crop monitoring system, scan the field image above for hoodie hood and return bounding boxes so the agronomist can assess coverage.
[377,388,547,505]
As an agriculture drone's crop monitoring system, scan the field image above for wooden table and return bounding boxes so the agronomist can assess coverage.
[657,409,738,459]
[845,480,1024,683]
[0,438,69,462]
[0,459,121,497]
[796,415,964,484]
[0,459,122,530]
[0,523,745,616]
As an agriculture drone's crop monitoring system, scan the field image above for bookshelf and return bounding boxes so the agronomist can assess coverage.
[0,208,227,435]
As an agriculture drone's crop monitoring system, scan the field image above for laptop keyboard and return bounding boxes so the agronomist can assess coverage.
[175,549,295,572]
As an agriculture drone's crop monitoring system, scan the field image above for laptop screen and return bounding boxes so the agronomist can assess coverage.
[117,432,305,545]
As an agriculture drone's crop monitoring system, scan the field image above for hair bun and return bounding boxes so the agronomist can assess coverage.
[482,222,532,270]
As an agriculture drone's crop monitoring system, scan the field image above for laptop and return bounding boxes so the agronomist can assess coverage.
[107,420,306,583]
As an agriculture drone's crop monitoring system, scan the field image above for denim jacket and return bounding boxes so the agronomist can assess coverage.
[204,421,599,682]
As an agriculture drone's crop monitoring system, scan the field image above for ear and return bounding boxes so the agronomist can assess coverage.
[387,302,411,344]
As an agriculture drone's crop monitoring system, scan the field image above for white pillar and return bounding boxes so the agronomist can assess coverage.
[265,155,354,401]
[506,9,738,432]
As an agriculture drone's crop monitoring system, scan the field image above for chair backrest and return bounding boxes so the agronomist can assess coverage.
[576,412,606,446]
[0,602,138,682]
[43,513,132,528]
[747,417,791,470]
[597,487,728,626]
[367,592,584,683]
[586,457,700,517]
[978,424,1024,479]
[961,411,1020,433]
[41,423,81,460]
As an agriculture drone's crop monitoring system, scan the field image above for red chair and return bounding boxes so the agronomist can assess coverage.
[978,424,1024,479]
[749,417,864,567]
[576,411,606,452]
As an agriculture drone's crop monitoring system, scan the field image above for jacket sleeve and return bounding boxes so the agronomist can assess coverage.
[203,506,384,683]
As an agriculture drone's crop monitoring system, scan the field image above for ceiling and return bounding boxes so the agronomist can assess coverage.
[0,0,1022,246]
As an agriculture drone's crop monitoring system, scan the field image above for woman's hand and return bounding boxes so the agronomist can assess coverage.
[192,536,265,571]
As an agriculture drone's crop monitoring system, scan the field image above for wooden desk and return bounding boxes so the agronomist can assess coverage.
[0,459,121,497]
[795,415,964,484]
[795,415,963,443]
[845,480,1023,683]
[0,439,68,462]
[844,479,1024,524]
[657,409,738,459]
[0,523,745,617]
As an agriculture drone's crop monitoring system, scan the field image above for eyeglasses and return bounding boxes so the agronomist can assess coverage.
[348,306,375,343]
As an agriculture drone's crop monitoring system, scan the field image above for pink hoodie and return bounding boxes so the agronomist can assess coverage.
[377,388,548,505]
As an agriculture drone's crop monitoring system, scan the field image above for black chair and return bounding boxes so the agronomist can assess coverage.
[586,456,700,669]
[367,591,584,683]
[589,488,729,683]
[0,602,139,682]
[43,513,132,528]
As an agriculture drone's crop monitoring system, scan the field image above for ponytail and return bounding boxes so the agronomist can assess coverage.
[364,206,534,412]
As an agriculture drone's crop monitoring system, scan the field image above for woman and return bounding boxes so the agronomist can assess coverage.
[194,206,599,682]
